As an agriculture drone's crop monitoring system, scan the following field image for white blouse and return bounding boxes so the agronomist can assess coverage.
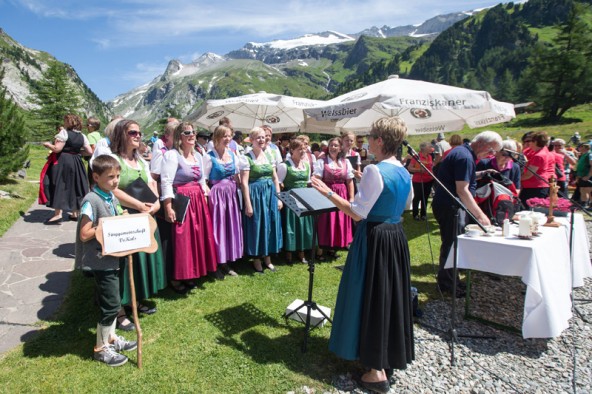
[209,148,240,176]
[150,148,165,175]
[344,149,361,167]
[150,139,166,175]
[286,149,317,168]
[350,157,403,219]
[313,156,354,179]
[89,138,111,168]
[160,149,211,200]
[276,158,311,184]
[56,129,91,148]
[238,151,276,172]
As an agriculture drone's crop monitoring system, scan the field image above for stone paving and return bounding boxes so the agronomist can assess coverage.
[0,203,76,355]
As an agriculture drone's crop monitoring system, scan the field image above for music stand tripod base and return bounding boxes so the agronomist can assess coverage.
[277,187,338,352]
[285,298,332,328]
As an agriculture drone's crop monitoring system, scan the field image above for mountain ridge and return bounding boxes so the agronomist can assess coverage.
[107,8,478,129]
[0,3,502,131]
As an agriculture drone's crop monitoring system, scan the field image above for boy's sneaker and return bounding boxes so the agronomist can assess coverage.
[93,345,128,367]
[111,335,138,352]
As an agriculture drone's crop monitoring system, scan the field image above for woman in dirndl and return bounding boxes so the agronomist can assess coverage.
[240,127,283,273]
[207,125,243,277]
[311,116,414,394]
[40,114,92,224]
[277,138,314,264]
[110,119,167,328]
[313,137,354,260]
[161,122,217,293]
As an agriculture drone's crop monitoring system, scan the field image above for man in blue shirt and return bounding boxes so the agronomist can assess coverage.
[432,131,502,297]
[150,131,159,146]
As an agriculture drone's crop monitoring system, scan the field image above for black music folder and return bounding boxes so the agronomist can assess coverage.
[123,177,158,214]
[278,187,338,217]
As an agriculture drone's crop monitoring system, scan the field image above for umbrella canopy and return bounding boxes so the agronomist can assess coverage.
[186,92,326,133]
[303,75,516,135]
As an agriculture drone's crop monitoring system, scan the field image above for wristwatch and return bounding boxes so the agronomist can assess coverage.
[327,191,334,197]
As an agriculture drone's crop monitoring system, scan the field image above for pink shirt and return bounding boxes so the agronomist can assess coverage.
[410,153,434,183]
[553,152,566,181]
[522,147,554,188]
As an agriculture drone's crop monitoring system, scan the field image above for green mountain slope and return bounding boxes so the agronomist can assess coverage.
[111,36,428,131]
[0,28,111,132]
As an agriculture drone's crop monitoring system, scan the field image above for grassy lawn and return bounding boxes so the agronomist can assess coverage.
[0,220,441,393]
[0,145,47,236]
[0,106,590,392]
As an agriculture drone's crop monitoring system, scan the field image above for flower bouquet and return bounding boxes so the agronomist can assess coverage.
[526,197,571,216]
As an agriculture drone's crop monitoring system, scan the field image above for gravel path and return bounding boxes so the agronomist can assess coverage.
[318,220,592,394]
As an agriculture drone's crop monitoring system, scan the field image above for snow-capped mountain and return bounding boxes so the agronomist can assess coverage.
[250,31,355,50]
[354,11,473,39]
[227,11,473,63]
[160,52,226,80]
[107,7,484,127]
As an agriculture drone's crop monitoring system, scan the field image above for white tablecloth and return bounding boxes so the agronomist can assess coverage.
[445,214,591,338]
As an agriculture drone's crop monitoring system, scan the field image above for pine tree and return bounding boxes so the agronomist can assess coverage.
[496,69,517,102]
[0,69,30,182]
[524,3,592,121]
[29,61,82,139]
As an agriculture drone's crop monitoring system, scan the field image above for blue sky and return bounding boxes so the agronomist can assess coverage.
[1,0,501,102]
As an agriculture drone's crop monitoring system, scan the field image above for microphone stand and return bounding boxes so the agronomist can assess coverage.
[405,143,493,367]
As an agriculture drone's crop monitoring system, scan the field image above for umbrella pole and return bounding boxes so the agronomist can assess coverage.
[127,254,143,368]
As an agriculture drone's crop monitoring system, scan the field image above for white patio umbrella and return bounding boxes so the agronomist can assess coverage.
[303,75,516,135]
[186,92,326,133]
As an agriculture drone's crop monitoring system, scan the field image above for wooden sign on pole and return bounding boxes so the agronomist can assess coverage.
[95,213,158,369]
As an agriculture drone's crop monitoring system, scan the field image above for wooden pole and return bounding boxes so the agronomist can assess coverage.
[544,177,561,228]
[128,254,143,368]
[95,214,158,369]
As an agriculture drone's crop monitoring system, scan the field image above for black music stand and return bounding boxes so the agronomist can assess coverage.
[278,187,338,352]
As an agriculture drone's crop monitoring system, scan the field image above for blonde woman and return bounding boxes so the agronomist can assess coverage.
[240,127,283,273]
[207,125,243,277]
[312,117,414,392]
[341,131,361,172]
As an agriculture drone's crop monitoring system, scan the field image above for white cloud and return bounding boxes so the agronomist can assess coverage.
[122,61,167,84]
[12,0,500,48]
[177,51,203,63]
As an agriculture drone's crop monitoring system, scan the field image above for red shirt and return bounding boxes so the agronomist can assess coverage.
[410,152,434,183]
[522,147,554,188]
[552,151,566,181]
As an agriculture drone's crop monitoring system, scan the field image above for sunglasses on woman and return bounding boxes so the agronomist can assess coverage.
[127,130,142,137]
[181,130,196,136]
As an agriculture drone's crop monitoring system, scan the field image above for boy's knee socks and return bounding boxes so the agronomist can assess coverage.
[96,322,115,349]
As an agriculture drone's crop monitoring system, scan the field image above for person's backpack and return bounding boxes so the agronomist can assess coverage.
[475,172,521,226]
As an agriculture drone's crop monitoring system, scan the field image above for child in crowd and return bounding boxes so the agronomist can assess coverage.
[74,154,137,366]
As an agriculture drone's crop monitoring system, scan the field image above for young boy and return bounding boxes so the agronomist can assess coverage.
[74,154,137,367]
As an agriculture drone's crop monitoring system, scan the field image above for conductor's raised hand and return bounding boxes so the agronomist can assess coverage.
[311,177,331,197]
